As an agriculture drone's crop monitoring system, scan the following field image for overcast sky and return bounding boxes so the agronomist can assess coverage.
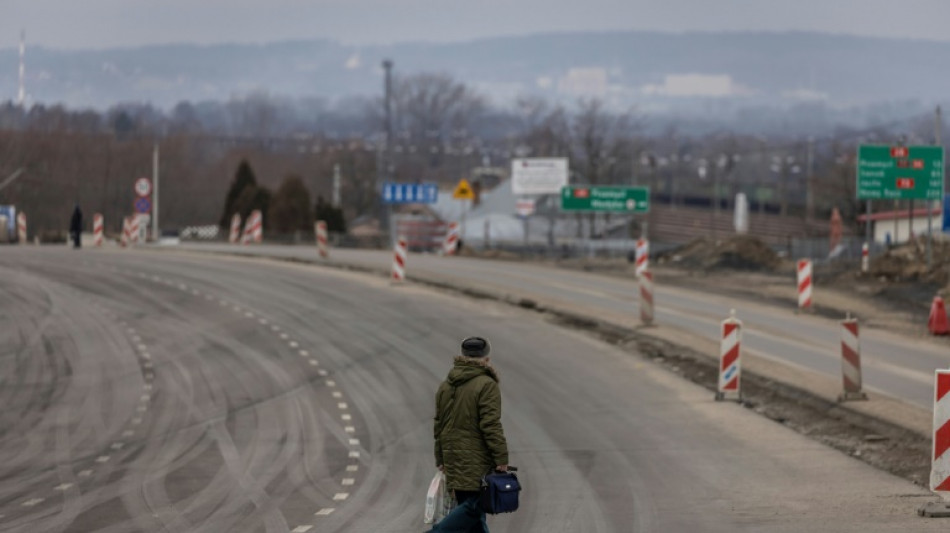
[5,0,950,49]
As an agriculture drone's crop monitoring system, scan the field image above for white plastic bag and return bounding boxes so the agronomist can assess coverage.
[423,470,455,524]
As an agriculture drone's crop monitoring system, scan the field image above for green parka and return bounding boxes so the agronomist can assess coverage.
[434,356,509,492]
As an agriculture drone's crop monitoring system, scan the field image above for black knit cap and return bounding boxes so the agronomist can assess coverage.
[461,337,491,358]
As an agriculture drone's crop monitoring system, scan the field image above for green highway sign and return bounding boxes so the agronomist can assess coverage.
[560,185,649,213]
[857,145,944,200]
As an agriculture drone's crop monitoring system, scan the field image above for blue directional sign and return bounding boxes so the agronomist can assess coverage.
[134,196,152,214]
[382,183,438,204]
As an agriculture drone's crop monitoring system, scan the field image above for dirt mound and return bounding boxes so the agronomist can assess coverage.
[658,235,781,272]
[870,238,950,286]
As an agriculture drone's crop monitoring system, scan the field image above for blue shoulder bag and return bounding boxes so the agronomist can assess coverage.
[479,467,521,514]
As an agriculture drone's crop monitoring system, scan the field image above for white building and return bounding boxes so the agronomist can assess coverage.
[857,206,943,244]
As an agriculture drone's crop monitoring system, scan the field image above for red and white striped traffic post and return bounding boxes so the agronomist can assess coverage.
[838,313,867,401]
[861,243,869,274]
[639,269,654,326]
[442,221,460,256]
[919,370,950,517]
[93,213,104,247]
[635,238,649,277]
[716,309,742,402]
[129,216,141,245]
[242,210,262,245]
[392,236,408,283]
[796,259,813,311]
[120,217,130,247]
[16,212,26,244]
[229,213,242,244]
[315,220,329,259]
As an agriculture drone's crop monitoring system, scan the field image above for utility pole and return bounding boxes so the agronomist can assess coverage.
[929,106,942,268]
[332,164,341,206]
[806,136,815,223]
[152,143,160,241]
[381,59,394,237]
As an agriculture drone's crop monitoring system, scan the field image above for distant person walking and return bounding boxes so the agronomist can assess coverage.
[69,204,83,249]
[428,337,509,533]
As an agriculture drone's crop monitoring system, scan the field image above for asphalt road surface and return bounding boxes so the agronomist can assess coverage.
[181,243,950,411]
[0,246,943,532]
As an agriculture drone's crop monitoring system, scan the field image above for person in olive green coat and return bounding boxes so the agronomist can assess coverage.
[429,337,508,532]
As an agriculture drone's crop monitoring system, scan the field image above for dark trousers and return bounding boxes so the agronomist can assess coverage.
[427,490,488,533]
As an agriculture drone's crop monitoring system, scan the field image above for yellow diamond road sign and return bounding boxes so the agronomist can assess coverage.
[452,178,474,200]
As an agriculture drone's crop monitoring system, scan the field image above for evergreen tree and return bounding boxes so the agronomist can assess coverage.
[234,185,273,229]
[314,195,346,233]
[220,159,258,227]
[269,175,313,233]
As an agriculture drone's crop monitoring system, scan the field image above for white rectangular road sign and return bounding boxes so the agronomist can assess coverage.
[511,158,568,195]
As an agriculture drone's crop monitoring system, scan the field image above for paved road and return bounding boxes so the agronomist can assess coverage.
[181,243,950,411]
[0,247,943,532]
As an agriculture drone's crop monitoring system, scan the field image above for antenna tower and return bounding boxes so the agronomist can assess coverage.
[17,30,25,106]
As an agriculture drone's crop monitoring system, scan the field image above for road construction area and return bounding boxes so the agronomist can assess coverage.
[1,245,948,532]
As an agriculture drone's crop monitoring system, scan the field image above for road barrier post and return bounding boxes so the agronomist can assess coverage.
[716,309,742,402]
[229,213,242,244]
[316,220,329,259]
[861,243,869,274]
[242,210,262,245]
[121,217,130,247]
[392,236,407,283]
[16,212,26,244]
[129,216,140,245]
[797,259,813,311]
[838,313,868,401]
[442,221,460,256]
[635,238,649,277]
[919,369,950,517]
[639,269,654,326]
[93,213,103,247]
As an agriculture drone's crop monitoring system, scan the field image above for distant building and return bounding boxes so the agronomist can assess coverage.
[857,207,942,244]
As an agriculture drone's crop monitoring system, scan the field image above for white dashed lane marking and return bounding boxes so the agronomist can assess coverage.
[53,483,72,491]
[21,498,45,507]
[127,273,363,519]
[95,456,110,463]
[291,526,313,533]
[77,470,92,478]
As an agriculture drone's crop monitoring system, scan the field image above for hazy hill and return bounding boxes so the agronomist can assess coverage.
[0,30,947,126]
